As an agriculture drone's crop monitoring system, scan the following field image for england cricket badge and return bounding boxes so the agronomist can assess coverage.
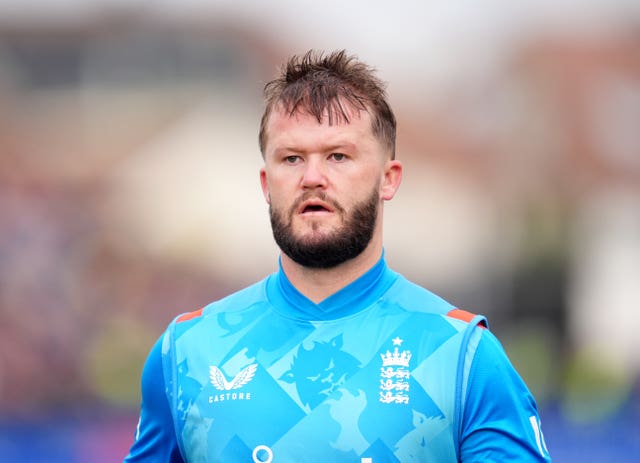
[379,336,412,405]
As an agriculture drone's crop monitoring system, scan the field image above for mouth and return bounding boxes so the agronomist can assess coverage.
[298,200,334,215]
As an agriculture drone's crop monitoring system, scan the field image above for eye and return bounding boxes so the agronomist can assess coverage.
[285,155,300,164]
[330,153,347,161]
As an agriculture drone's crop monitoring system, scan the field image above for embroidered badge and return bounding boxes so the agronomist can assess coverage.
[379,337,411,404]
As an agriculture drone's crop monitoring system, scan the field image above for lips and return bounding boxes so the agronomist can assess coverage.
[298,199,334,215]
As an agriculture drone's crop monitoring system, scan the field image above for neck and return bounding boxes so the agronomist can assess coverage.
[280,238,383,304]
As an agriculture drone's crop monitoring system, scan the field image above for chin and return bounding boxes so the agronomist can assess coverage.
[294,219,338,235]
[297,225,340,242]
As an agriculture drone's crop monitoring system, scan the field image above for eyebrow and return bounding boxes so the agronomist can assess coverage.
[325,142,357,153]
[273,141,358,156]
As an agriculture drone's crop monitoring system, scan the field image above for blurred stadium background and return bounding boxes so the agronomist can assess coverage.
[1,1,639,461]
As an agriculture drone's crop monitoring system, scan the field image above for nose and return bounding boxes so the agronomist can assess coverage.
[301,158,327,189]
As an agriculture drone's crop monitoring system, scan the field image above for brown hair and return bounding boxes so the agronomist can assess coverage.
[259,50,396,158]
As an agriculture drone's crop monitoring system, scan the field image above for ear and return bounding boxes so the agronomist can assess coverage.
[259,168,271,204]
[380,159,403,201]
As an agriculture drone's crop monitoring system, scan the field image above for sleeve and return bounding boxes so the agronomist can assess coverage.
[459,329,551,462]
[123,336,185,463]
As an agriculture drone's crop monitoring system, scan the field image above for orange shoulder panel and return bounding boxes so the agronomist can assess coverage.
[176,307,204,323]
[447,308,487,328]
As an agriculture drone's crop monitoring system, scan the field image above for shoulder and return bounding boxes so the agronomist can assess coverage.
[384,273,490,325]
[171,276,270,329]
[383,273,455,315]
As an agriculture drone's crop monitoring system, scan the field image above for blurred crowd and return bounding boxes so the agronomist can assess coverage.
[0,136,224,413]
[0,21,269,414]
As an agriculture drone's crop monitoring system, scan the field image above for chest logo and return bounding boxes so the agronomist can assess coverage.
[280,334,360,410]
[210,364,257,391]
[379,336,412,404]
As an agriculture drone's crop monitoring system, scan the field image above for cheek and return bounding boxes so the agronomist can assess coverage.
[346,179,380,203]
[269,192,296,217]
[262,175,282,204]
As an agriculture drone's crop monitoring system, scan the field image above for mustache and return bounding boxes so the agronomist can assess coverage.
[288,191,346,216]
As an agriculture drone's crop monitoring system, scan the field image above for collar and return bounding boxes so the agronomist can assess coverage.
[266,253,398,321]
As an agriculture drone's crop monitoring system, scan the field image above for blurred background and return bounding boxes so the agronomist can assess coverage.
[0,0,639,461]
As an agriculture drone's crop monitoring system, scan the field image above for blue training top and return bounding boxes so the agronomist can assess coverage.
[124,256,551,462]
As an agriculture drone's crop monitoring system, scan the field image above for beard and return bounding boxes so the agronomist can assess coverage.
[269,187,379,269]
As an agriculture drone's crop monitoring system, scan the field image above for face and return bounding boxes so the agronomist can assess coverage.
[260,105,402,269]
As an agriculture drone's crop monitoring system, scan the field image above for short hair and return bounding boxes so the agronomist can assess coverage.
[259,50,396,158]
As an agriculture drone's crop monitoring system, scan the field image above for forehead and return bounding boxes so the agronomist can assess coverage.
[264,104,376,152]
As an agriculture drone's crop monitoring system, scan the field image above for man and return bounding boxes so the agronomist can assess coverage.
[124,50,551,462]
